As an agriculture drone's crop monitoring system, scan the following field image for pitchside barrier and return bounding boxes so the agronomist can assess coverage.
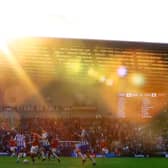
[1,140,168,158]
[59,140,80,157]
[59,140,116,158]
[58,141,168,158]
[134,154,145,158]
[0,152,8,156]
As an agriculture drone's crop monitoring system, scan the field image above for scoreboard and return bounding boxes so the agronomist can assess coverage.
[118,93,167,119]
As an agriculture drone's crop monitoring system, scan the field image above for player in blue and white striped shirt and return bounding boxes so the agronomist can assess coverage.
[14,131,26,162]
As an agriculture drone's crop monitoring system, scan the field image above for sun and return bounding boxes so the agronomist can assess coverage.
[0,36,11,55]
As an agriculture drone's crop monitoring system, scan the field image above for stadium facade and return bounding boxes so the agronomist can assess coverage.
[0,37,168,120]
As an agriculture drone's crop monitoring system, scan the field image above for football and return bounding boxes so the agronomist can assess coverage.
[23,159,29,164]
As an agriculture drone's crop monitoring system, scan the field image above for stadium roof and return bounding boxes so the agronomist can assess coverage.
[0,37,168,91]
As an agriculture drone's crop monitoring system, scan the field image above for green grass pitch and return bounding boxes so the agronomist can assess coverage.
[0,157,168,168]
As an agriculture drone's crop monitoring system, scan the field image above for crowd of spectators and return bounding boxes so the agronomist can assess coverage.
[0,117,168,157]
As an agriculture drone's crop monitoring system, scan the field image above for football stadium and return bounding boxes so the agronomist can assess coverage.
[0,1,168,168]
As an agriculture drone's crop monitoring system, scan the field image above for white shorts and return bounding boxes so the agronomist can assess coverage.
[52,148,57,153]
[102,148,109,154]
[10,146,16,152]
[30,146,39,154]
[75,148,81,153]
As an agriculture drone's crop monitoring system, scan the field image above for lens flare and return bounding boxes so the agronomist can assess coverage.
[131,73,145,86]
[88,68,98,78]
[99,76,106,83]
[67,61,81,73]
[117,66,128,77]
[106,79,113,86]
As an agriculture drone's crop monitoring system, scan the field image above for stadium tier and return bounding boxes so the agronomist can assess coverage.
[0,37,168,87]
[0,38,168,120]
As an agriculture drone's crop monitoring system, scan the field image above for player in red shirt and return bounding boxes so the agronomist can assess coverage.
[50,136,60,163]
[30,132,41,163]
[100,139,109,156]
[9,136,17,157]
